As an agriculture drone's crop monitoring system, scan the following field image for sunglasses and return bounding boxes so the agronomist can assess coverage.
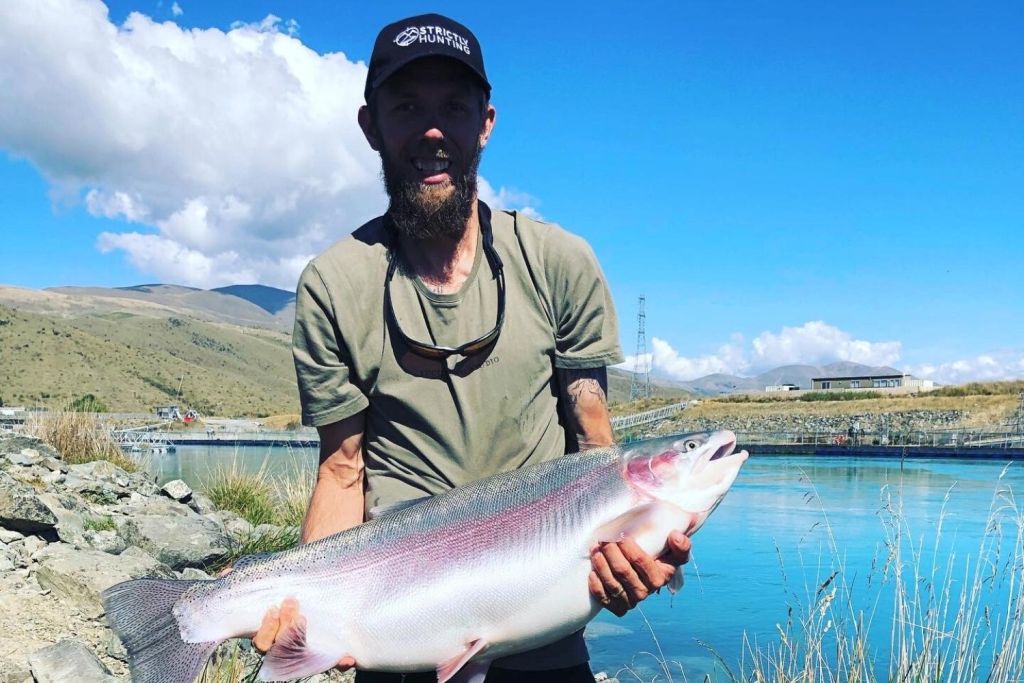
[384,225,505,361]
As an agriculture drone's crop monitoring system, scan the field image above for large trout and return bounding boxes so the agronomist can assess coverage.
[103,430,748,683]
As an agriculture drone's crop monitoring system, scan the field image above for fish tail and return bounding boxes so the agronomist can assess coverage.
[103,578,220,683]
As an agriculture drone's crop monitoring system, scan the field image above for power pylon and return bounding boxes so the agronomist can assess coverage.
[629,296,651,401]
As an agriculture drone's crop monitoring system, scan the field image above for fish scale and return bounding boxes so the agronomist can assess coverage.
[103,431,747,683]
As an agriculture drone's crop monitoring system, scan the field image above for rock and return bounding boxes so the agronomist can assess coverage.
[33,544,173,618]
[207,510,254,537]
[178,567,212,580]
[123,495,196,518]
[0,472,57,534]
[28,639,117,683]
[0,549,14,572]
[85,530,126,555]
[39,470,62,486]
[40,457,67,473]
[188,491,217,515]
[20,534,46,557]
[104,632,127,663]
[119,514,229,570]
[36,494,86,547]
[0,436,60,460]
[61,476,123,505]
[5,451,40,467]
[68,460,125,480]
[160,478,193,502]
[0,529,24,544]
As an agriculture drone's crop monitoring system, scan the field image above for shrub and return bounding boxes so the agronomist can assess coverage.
[69,393,108,413]
[798,391,884,402]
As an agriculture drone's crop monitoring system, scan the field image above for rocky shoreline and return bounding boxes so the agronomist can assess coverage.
[0,434,349,683]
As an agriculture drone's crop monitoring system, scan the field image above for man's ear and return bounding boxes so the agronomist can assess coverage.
[479,103,497,149]
[358,105,381,152]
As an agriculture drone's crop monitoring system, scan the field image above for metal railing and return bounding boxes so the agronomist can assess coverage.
[611,402,688,431]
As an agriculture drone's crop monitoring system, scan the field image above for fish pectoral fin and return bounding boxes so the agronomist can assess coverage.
[257,615,342,682]
[436,638,489,683]
[591,502,687,549]
[668,565,684,595]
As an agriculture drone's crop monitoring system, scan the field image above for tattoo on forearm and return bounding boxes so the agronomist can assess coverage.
[563,368,608,408]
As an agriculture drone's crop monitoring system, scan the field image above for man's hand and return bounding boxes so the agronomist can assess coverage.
[252,598,356,670]
[588,530,692,617]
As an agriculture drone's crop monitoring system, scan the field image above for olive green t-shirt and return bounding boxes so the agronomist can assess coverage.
[292,202,623,513]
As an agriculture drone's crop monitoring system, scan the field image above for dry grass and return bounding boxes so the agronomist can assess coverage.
[28,408,141,472]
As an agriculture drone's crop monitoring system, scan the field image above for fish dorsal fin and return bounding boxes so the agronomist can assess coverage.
[257,615,342,681]
[437,639,489,683]
[368,495,431,520]
[590,502,691,555]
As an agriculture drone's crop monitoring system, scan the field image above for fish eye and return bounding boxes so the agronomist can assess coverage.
[684,440,699,451]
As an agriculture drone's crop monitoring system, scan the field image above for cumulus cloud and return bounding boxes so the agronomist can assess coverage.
[909,352,1024,385]
[0,0,538,289]
[170,2,182,17]
[619,321,1022,384]
[750,321,902,368]
[478,177,543,220]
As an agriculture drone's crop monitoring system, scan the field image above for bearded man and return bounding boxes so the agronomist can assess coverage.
[253,13,693,682]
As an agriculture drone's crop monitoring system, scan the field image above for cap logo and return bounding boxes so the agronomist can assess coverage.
[394,25,471,55]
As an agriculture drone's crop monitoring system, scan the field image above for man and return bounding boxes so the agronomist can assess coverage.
[253,13,692,681]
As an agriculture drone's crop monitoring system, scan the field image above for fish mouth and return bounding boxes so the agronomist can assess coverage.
[708,430,738,462]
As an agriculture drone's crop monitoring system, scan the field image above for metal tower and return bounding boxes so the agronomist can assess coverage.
[629,295,651,401]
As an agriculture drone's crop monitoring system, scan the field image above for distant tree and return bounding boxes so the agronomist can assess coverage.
[70,394,108,413]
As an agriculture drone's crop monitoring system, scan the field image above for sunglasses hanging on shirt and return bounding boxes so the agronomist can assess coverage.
[384,220,505,361]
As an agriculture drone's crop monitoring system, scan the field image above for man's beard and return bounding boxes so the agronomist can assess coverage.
[381,143,482,241]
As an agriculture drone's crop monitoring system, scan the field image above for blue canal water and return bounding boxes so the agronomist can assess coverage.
[149,446,1023,680]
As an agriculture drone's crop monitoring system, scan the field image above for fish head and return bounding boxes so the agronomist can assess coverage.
[622,430,748,531]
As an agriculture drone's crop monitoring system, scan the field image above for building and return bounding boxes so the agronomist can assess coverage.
[154,405,182,420]
[811,373,934,391]
[765,383,799,393]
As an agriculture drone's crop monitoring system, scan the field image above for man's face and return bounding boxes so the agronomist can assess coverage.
[360,58,496,240]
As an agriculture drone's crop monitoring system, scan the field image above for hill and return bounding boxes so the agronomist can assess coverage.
[671,361,905,395]
[0,303,298,416]
[44,284,295,331]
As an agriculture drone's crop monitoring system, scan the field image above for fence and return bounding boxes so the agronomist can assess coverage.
[611,402,688,431]
[733,428,1024,449]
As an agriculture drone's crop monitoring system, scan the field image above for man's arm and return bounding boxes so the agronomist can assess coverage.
[558,367,692,617]
[557,367,615,451]
[300,412,367,543]
[252,413,365,667]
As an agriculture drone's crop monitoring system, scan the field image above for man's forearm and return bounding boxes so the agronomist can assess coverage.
[558,367,614,450]
[300,467,364,543]
[300,414,366,543]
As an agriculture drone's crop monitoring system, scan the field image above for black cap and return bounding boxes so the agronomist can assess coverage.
[365,13,490,101]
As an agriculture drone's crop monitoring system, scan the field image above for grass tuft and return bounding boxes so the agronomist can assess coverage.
[83,515,116,532]
[28,408,140,472]
[204,461,279,527]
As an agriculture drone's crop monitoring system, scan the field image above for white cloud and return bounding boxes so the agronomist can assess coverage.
[170,2,182,17]
[750,321,901,368]
[0,0,381,288]
[908,351,1024,385]
[477,177,543,220]
[618,335,749,381]
[621,321,1022,384]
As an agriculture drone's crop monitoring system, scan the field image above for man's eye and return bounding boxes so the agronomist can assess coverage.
[394,102,416,113]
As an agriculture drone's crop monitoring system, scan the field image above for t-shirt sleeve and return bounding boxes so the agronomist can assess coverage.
[292,262,370,427]
[547,231,626,369]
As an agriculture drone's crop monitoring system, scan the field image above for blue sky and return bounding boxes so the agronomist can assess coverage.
[1,0,1022,384]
